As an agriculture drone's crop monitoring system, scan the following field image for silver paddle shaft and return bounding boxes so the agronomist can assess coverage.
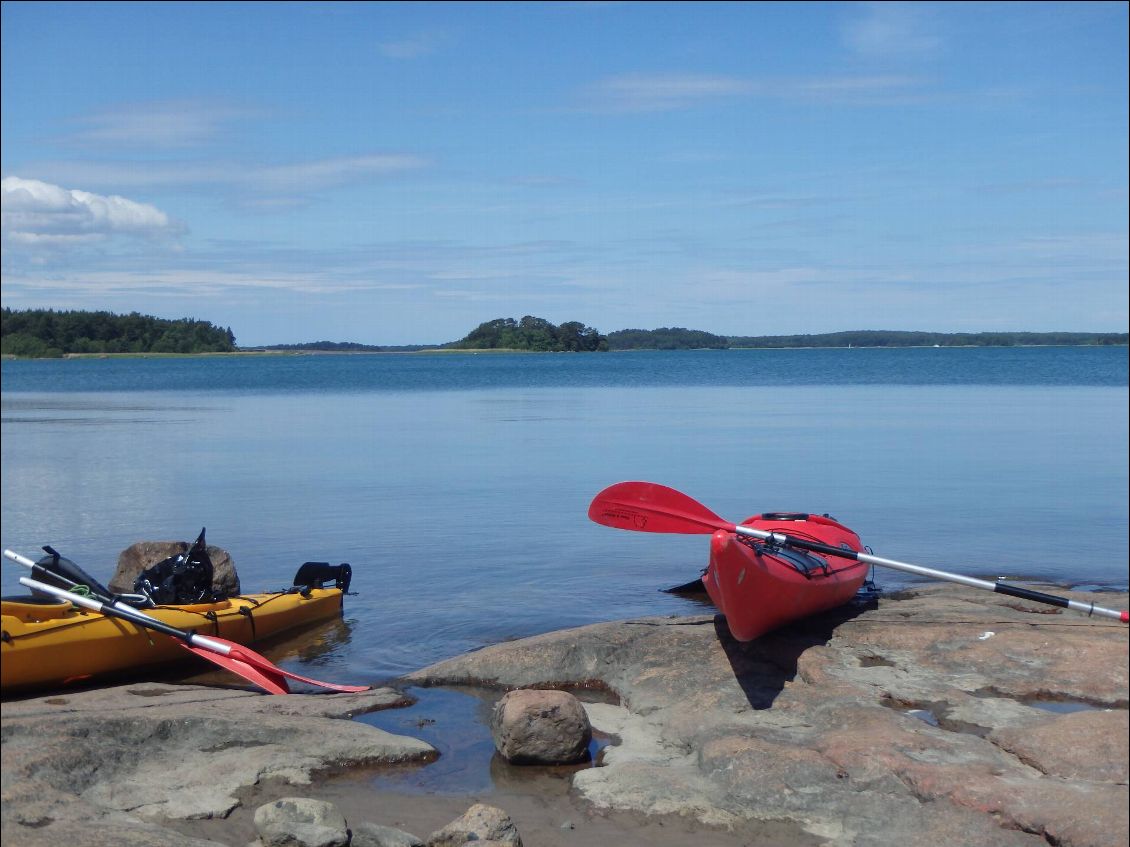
[737,527,1128,622]
[15,571,235,655]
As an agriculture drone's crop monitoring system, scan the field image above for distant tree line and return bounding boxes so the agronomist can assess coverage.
[1,308,237,357]
[606,327,729,350]
[5,308,1125,358]
[257,340,432,353]
[605,327,1128,349]
[454,316,608,351]
[724,330,1129,348]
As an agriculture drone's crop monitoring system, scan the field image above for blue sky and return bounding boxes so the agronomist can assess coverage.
[2,1,1127,346]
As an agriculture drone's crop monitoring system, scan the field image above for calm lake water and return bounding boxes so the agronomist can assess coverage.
[2,347,1127,685]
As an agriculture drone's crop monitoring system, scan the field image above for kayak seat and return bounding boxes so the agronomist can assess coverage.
[2,595,74,623]
[292,562,352,594]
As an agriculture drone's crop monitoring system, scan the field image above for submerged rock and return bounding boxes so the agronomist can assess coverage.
[350,821,425,847]
[426,803,522,847]
[253,797,349,847]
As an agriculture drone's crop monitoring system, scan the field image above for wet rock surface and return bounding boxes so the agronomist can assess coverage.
[1,685,432,846]
[407,584,1129,847]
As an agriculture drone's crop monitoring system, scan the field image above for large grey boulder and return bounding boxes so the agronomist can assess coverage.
[253,797,349,847]
[489,689,592,764]
[111,539,240,597]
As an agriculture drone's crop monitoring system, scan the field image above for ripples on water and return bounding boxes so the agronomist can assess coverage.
[2,345,1127,393]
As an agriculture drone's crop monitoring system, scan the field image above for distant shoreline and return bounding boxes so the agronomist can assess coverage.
[2,342,1127,361]
[5,308,1126,357]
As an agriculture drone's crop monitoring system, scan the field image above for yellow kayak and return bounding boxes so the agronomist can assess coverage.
[1,586,344,693]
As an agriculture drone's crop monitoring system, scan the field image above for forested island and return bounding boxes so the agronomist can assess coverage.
[256,316,607,353]
[2,308,1126,358]
[1,308,236,357]
[452,316,607,351]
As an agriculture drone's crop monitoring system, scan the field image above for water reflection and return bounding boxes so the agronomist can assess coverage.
[177,617,360,689]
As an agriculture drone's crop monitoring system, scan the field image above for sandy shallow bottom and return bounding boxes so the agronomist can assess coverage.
[163,774,817,847]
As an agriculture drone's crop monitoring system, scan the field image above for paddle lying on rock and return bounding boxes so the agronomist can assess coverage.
[7,552,370,694]
[589,481,1129,624]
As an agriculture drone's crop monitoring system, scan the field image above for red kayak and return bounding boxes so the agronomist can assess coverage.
[589,481,1129,634]
[704,512,870,641]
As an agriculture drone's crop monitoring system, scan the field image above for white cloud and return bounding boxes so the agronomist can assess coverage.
[65,99,256,149]
[843,2,943,61]
[581,72,925,112]
[584,73,756,113]
[18,154,429,197]
[251,154,429,192]
[0,266,366,297]
[1,176,179,246]
[378,33,444,59]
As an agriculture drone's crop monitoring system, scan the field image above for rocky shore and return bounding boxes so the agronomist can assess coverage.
[2,584,1127,847]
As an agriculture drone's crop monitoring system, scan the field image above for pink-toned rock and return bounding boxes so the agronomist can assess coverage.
[990,708,1129,782]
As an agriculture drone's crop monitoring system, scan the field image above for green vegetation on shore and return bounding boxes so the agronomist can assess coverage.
[255,340,434,353]
[607,328,729,349]
[1,308,236,357]
[724,329,1129,348]
[2,308,1126,358]
[453,316,608,352]
[608,327,1127,349]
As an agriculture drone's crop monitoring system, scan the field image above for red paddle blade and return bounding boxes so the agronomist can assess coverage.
[179,642,291,694]
[225,643,370,693]
[588,481,736,535]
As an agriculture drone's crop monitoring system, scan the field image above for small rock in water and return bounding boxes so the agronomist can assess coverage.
[426,803,522,847]
[489,689,592,765]
[350,821,424,847]
[253,796,350,847]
